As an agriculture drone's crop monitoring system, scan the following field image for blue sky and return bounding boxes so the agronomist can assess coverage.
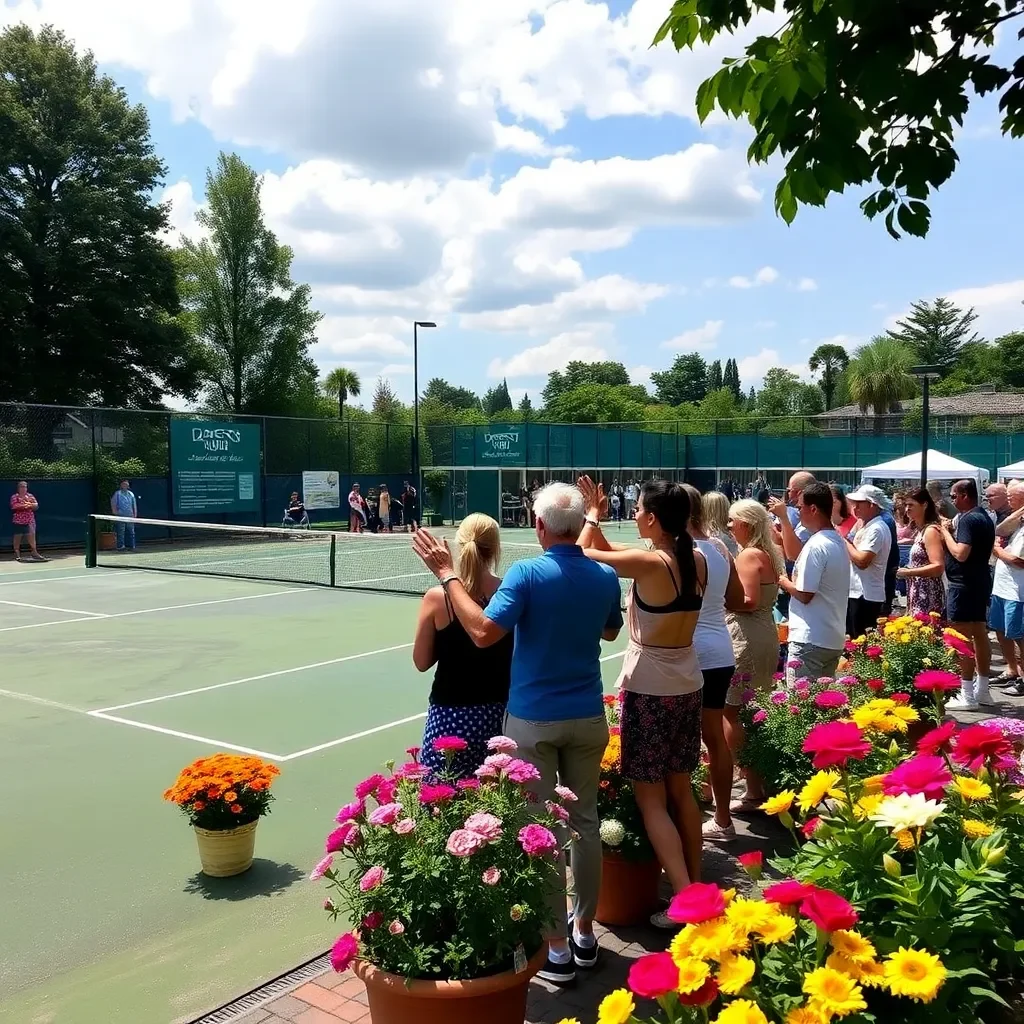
[4,0,1022,408]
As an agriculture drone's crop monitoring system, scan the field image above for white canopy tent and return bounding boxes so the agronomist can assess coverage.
[997,460,1024,481]
[860,449,989,491]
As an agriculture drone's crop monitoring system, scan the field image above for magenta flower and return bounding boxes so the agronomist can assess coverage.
[555,784,578,802]
[354,774,386,801]
[865,645,883,659]
[309,854,334,880]
[817,677,835,686]
[359,865,387,892]
[789,705,801,716]
[814,690,849,709]
[741,688,756,705]
[773,672,785,681]
[464,812,503,842]
[361,911,383,930]
[446,828,487,857]
[770,691,788,704]
[375,778,397,805]
[330,932,359,973]
[546,800,571,822]
[482,866,502,886]
[882,755,953,801]
[368,802,404,827]
[388,920,405,936]
[475,764,499,779]
[487,735,518,753]
[456,778,480,791]
[518,823,558,857]
[788,659,804,669]
[326,822,361,853]
[419,783,457,805]
[394,762,427,780]
[433,736,468,754]
[405,746,421,761]
[335,800,364,824]
[914,669,962,693]
[504,759,542,784]
[753,710,768,723]
[393,817,416,835]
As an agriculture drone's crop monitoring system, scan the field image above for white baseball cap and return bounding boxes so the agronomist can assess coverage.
[846,484,892,512]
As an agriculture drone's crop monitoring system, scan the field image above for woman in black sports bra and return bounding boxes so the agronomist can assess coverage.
[577,477,709,926]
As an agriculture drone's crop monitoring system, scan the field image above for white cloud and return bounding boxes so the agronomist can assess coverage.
[629,364,655,389]
[728,266,778,289]
[312,316,413,362]
[487,327,611,379]
[660,320,724,351]
[159,179,201,244]
[737,348,811,388]
[796,277,818,292]
[493,122,573,158]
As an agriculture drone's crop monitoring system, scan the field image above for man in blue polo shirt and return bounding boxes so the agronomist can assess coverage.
[411,482,622,986]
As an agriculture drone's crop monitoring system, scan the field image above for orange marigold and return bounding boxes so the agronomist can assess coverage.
[193,800,206,811]
[230,803,243,814]
[223,791,238,802]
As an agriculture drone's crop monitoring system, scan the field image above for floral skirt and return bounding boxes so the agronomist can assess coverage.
[420,701,506,780]
[620,690,703,784]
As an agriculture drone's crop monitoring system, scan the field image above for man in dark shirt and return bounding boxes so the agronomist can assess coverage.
[879,506,899,615]
[941,477,995,709]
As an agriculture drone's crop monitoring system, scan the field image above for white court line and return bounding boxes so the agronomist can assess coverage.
[0,688,85,713]
[0,587,308,633]
[0,599,108,618]
[279,646,630,760]
[0,570,135,587]
[87,711,286,761]
[90,642,415,713]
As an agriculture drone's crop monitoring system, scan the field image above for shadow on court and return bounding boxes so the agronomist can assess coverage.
[182,859,306,901]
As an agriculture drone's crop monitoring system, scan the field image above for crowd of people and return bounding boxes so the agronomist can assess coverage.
[346,480,418,534]
[406,469,1017,985]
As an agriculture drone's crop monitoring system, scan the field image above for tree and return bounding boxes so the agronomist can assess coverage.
[518,393,534,421]
[723,358,742,402]
[887,297,980,376]
[371,377,403,421]
[422,378,480,411]
[544,384,648,424]
[654,1,1024,239]
[542,360,631,404]
[322,367,361,419]
[178,152,321,415]
[651,353,708,406]
[997,332,1024,388]
[747,386,757,407]
[482,379,513,417]
[708,359,724,392]
[756,369,824,418]
[931,340,1007,394]
[0,25,202,407]
[808,344,850,410]
[847,337,918,415]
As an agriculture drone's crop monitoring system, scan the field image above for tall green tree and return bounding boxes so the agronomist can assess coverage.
[757,369,824,417]
[655,0,1024,238]
[422,377,480,411]
[371,377,404,421]
[518,393,534,421]
[723,358,742,401]
[0,25,201,407]
[542,360,631,404]
[708,359,724,392]
[808,343,850,410]
[931,340,1007,394]
[997,332,1024,389]
[847,337,918,415]
[321,367,361,419]
[178,152,321,415]
[482,379,513,417]
[887,297,980,376]
[544,384,648,424]
[651,353,708,406]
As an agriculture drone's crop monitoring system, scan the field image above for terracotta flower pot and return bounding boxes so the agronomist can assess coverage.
[352,943,547,1024]
[595,851,662,926]
[193,820,258,877]
[98,531,117,550]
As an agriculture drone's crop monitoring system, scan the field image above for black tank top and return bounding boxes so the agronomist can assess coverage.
[428,592,514,707]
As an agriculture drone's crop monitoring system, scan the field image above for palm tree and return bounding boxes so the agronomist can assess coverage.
[847,337,918,416]
[322,367,361,419]
[808,343,850,410]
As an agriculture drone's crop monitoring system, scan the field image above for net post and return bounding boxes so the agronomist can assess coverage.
[85,515,97,568]
[330,532,336,588]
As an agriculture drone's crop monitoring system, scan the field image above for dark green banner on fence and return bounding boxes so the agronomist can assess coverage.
[170,420,261,514]
[476,426,525,465]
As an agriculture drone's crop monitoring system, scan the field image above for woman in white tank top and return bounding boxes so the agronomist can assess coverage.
[681,484,745,845]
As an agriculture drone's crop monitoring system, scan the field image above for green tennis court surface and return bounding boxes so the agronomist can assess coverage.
[0,547,629,1024]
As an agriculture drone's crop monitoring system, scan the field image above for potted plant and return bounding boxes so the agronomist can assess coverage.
[163,754,280,876]
[595,694,661,926]
[315,736,565,1024]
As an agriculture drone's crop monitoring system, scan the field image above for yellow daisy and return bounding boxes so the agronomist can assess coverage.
[760,791,796,816]
[955,777,992,802]
[716,953,756,995]
[714,999,770,1024]
[675,957,711,994]
[830,929,877,963]
[755,912,798,945]
[786,1006,829,1024]
[890,704,919,723]
[671,918,736,963]
[883,948,947,1003]
[826,952,868,980]
[963,819,995,839]
[857,959,889,989]
[726,897,776,935]
[854,793,885,820]
[596,989,635,1024]
[802,967,868,1017]
[798,770,841,812]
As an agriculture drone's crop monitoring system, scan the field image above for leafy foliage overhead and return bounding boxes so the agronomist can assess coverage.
[655,0,1024,238]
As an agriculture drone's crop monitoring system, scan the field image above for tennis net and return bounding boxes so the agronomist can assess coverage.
[85,515,558,596]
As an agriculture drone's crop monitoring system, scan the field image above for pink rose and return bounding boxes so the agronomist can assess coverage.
[487,736,518,753]
[393,817,416,835]
[359,865,387,892]
[335,800,364,824]
[546,800,571,822]
[361,911,383,930]
[326,821,361,852]
[388,920,405,936]
[464,812,503,842]
[518,823,558,857]
[555,785,578,802]
[310,854,334,880]
[505,759,542,784]
[330,932,359,973]
[482,866,502,886]
[368,802,404,827]
[446,828,487,857]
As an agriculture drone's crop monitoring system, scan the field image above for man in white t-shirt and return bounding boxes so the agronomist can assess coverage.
[843,484,893,639]
[778,481,851,682]
[992,482,1024,695]
[624,480,638,519]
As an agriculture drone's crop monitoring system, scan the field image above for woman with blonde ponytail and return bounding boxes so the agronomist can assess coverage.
[412,514,514,778]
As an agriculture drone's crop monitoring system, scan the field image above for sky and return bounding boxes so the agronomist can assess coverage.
[4,0,1023,409]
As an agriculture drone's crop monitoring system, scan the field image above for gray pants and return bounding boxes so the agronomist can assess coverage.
[504,712,609,940]
[787,641,842,685]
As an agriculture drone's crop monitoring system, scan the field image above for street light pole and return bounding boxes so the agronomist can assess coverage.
[910,364,941,489]
[413,321,436,484]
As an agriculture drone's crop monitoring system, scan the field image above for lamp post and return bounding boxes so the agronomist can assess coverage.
[910,364,941,489]
[412,321,436,483]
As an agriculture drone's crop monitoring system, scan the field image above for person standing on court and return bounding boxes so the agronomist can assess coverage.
[777,482,850,682]
[348,482,367,533]
[411,483,622,987]
[941,477,996,709]
[10,480,47,562]
[843,485,892,639]
[110,479,138,551]
[412,514,513,779]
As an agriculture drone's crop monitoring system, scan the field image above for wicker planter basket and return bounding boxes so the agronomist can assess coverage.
[193,820,258,877]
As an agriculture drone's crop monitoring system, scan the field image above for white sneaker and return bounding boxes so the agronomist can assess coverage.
[974,678,995,706]
[702,818,737,842]
[947,681,979,711]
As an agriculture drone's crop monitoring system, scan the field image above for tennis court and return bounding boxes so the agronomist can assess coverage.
[0,522,635,1024]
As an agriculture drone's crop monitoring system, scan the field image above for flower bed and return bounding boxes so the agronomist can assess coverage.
[598,694,655,861]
